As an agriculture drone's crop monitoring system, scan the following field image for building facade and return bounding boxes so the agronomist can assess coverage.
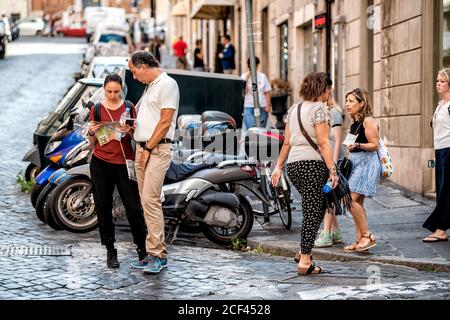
[0,0,30,20]
[168,0,447,196]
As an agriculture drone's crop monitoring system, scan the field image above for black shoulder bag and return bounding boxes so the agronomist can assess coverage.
[339,156,353,180]
[297,103,352,215]
[339,121,363,180]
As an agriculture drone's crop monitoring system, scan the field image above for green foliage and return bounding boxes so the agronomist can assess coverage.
[231,237,247,251]
[16,172,35,193]
[253,244,264,254]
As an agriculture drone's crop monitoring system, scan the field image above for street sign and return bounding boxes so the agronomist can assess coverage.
[314,13,327,30]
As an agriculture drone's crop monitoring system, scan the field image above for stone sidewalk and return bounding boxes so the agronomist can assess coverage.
[247,180,450,273]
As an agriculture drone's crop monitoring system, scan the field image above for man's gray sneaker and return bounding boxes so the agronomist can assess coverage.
[131,255,167,270]
[143,256,165,275]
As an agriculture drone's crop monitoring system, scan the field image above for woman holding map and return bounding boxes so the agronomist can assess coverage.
[87,73,147,269]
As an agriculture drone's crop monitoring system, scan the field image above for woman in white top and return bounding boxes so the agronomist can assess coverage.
[241,56,272,128]
[314,92,346,248]
[271,72,338,275]
[423,68,450,242]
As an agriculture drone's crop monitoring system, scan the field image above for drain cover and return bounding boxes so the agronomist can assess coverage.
[0,246,72,256]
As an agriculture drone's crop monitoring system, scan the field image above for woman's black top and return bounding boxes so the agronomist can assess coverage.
[350,120,367,153]
[194,48,204,68]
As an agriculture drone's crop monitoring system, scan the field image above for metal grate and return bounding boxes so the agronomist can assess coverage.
[0,246,72,256]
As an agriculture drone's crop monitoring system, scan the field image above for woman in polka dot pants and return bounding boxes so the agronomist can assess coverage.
[272,72,338,275]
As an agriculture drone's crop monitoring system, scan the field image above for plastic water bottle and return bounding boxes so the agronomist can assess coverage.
[119,107,131,138]
[323,181,333,193]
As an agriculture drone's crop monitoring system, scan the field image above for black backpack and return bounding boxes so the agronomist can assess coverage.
[92,100,134,122]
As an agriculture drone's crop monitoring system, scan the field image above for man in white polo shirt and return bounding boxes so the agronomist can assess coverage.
[128,51,179,275]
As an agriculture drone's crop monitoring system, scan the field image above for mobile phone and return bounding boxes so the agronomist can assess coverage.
[126,119,135,126]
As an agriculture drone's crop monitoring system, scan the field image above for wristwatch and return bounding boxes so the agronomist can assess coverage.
[142,144,152,152]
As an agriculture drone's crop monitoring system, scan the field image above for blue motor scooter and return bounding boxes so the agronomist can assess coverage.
[31,128,86,224]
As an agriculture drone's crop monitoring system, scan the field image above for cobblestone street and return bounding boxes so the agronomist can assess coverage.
[0,38,449,300]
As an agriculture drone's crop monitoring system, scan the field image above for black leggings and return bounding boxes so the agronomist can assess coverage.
[287,160,328,254]
[423,147,450,232]
[90,155,147,250]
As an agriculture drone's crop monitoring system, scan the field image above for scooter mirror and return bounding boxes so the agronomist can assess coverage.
[85,100,94,109]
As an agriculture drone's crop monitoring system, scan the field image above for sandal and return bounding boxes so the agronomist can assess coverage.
[298,261,323,275]
[343,241,359,253]
[422,235,448,243]
[356,232,377,251]
[294,253,313,263]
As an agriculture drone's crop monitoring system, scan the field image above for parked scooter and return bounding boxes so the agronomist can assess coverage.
[163,158,272,245]
[186,127,293,229]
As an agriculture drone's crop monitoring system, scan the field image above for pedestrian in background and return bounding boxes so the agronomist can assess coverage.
[422,68,450,243]
[87,73,147,269]
[128,51,180,275]
[241,56,272,128]
[314,90,345,248]
[193,39,205,72]
[214,41,224,73]
[150,36,161,63]
[271,72,338,275]
[218,35,235,74]
[172,35,188,70]
[343,88,380,253]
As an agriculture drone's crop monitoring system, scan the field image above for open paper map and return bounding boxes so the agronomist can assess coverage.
[95,121,122,146]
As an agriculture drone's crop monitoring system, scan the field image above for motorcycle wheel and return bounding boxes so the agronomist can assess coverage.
[201,195,254,246]
[49,178,98,233]
[25,163,41,182]
[35,183,62,231]
[30,183,44,208]
[272,184,292,230]
[42,185,65,230]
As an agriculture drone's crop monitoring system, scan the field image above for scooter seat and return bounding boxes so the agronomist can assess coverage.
[201,111,236,127]
[164,161,212,184]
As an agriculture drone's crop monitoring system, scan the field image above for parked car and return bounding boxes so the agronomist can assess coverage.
[84,6,126,42]
[82,23,132,73]
[86,56,129,78]
[17,16,45,36]
[56,23,86,38]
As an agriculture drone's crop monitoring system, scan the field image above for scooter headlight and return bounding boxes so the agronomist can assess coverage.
[45,141,62,154]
